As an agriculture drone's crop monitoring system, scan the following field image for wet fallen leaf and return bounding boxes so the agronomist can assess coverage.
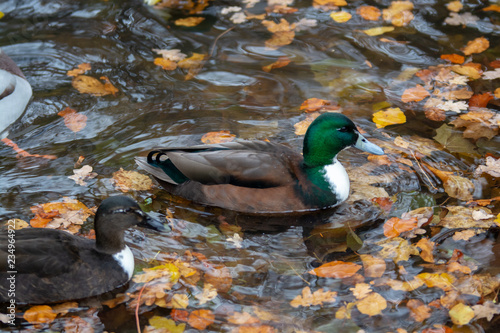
[154,58,177,70]
[1,138,57,160]
[357,6,381,20]
[401,85,430,103]
[433,124,476,154]
[440,54,464,64]
[446,1,463,12]
[483,4,500,12]
[407,299,431,322]
[300,99,339,113]
[436,87,474,100]
[67,63,91,77]
[383,216,419,238]
[356,292,387,316]
[308,261,361,278]
[178,53,206,69]
[262,56,291,72]
[350,283,371,299]
[72,75,118,96]
[438,206,496,229]
[23,305,57,324]
[373,107,406,128]
[416,238,435,263]
[469,93,494,107]
[330,11,352,23]
[290,286,337,307]
[473,301,500,321]
[496,87,500,98]
[313,0,346,10]
[188,309,214,330]
[294,112,321,135]
[147,316,186,333]
[228,311,260,325]
[68,165,97,186]
[153,49,187,62]
[172,293,189,309]
[449,303,474,325]
[475,156,500,178]
[447,261,472,274]
[294,18,318,32]
[204,264,232,293]
[362,26,395,36]
[201,131,236,144]
[30,197,94,231]
[378,237,419,262]
[383,1,414,26]
[195,283,218,305]
[426,165,474,201]
[445,12,479,26]
[482,68,500,80]
[175,17,204,27]
[451,109,498,140]
[58,107,87,133]
[450,65,481,79]
[461,37,489,56]
[360,254,386,278]
[112,168,154,192]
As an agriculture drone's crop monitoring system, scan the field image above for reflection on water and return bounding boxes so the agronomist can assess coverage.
[1,0,499,331]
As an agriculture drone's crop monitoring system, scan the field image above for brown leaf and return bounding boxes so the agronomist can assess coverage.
[188,309,214,330]
[426,165,474,201]
[401,84,430,103]
[357,6,381,20]
[58,107,87,133]
[262,56,291,72]
[308,261,361,278]
[72,75,118,96]
[67,63,91,77]
[23,305,57,324]
[438,206,496,229]
[174,17,205,27]
[461,37,490,56]
[201,131,236,144]
[469,92,494,107]
[112,168,154,192]
[424,108,446,121]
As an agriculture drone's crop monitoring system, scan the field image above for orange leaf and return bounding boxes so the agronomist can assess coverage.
[299,98,335,112]
[401,84,430,103]
[67,63,91,77]
[461,37,490,56]
[356,292,387,316]
[175,17,205,27]
[416,238,435,263]
[407,299,431,322]
[23,305,57,324]
[308,261,361,278]
[58,107,87,133]
[469,92,493,108]
[262,56,291,72]
[238,325,277,333]
[1,138,57,160]
[371,197,394,213]
[357,6,381,20]
[201,131,236,144]
[360,254,386,278]
[490,60,500,68]
[204,264,233,293]
[440,54,464,64]
[171,309,189,322]
[72,75,118,96]
[483,4,500,12]
[188,309,214,330]
[154,57,177,70]
[383,217,419,238]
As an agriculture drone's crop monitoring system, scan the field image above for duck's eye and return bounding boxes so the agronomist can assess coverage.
[338,126,349,133]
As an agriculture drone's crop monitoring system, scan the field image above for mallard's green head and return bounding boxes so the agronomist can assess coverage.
[303,113,384,167]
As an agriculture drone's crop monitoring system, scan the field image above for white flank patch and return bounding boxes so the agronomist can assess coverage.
[0,71,32,136]
[323,158,350,204]
[113,246,134,279]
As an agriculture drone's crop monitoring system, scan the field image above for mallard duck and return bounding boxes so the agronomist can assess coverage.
[136,113,384,214]
[0,196,164,304]
[0,49,32,137]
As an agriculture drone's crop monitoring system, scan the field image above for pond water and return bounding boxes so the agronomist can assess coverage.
[1,0,499,332]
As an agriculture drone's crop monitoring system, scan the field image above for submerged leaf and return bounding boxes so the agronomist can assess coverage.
[308,261,361,278]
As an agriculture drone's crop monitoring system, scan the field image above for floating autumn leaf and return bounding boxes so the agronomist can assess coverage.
[446,1,463,12]
[72,75,118,96]
[417,272,455,290]
[473,301,500,321]
[438,206,497,229]
[294,18,318,32]
[175,17,205,27]
[449,303,475,326]
[357,6,381,20]
[382,1,414,26]
[372,107,406,128]
[177,53,206,80]
[7,218,29,230]
[188,309,214,330]
[461,37,489,56]
[146,316,186,333]
[356,292,387,316]
[195,283,218,305]
[201,130,236,144]
[433,124,476,154]
[360,254,386,278]
[482,68,500,80]
[294,112,321,135]
[383,216,419,238]
[407,299,431,322]
[290,286,337,307]
[377,237,419,262]
[30,197,94,233]
[330,11,352,23]
[416,238,435,263]
[313,0,346,10]
[153,49,187,62]
[67,63,91,77]
[450,65,481,79]
[227,311,260,325]
[440,54,464,64]
[445,12,479,26]
[308,261,361,278]
[401,84,430,103]
[112,168,153,192]
[262,19,295,48]
[425,165,474,201]
[469,93,494,107]
[172,293,189,309]
[475,156,500,178]
[58,107,87,132]
[154,58,177,70]
[262,56,291,72]
[362,26,394,36]
[23,305,57,324]
[299,98,340,113]
[483,4,500,12]
[203,264,232,292]
[68,165,97,186]
[350,283,372,299]
[450,109,499,140]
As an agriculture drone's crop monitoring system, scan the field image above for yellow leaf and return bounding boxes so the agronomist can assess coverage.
[23,305,57,324]
[391,10,414,27]
[330,11,352,23]
[265,30,295,48]
[72,75,118,96]
[148,316,186,333]
[449,303,475,325]
[417,272,455,290]
[172,293,189,308]
[451,65,481,79]
[461,37,489,56]
[154,57,178,70]
[350,283,372,299]
[308,261,361,278]
[356,292,387,316]
[362,26,395,36]
[177,53,206,69]
[175,17,205,27]
[447,1,463,12]
[0,12,4,19]
[195,283,218,305]
[112,168,153,192]
[494,87,500,99]
[372,107,406,128]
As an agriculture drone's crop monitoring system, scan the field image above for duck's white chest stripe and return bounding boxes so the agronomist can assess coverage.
[113,246,134,280]
[323,159,350,203]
